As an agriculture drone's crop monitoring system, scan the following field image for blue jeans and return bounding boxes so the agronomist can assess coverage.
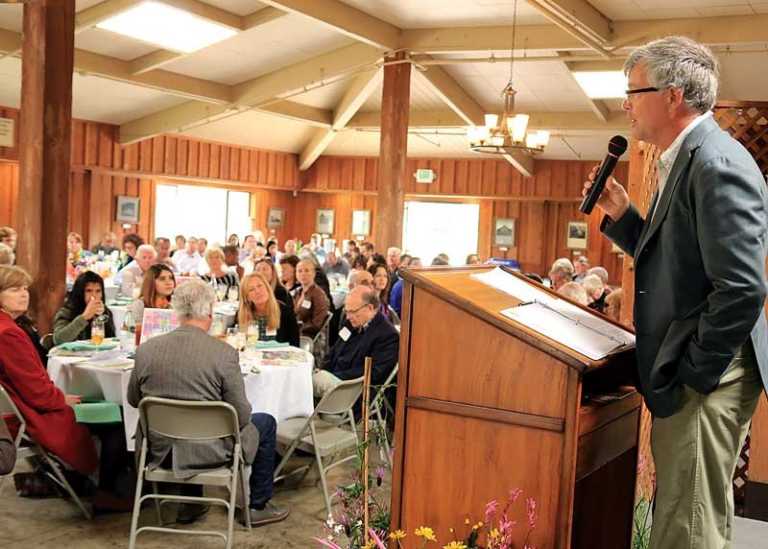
[249,413,276,508]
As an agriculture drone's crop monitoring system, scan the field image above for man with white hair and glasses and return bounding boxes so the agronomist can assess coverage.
[583,36,768,548]
[127,280,289,527]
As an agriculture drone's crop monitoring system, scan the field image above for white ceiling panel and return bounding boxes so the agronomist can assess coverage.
[198,0,268,17]
[163,13,354,85]
[75,28,159,61]
[340,0,550,28]
[590,0,761,20]
[0,4,22,33]
[181,109,316,153]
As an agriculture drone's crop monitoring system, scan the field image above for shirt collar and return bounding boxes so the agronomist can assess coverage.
[659,111,712,172]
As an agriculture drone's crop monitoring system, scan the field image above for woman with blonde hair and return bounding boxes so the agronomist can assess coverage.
[201,247,239,297]
[238,272,299,346]
[253,258,291,304]
[293,259,330,338]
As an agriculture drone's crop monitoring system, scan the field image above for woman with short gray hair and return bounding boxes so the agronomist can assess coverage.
[171,280,216,321]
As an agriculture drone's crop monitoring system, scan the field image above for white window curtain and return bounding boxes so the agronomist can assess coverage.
[402,201,480,266]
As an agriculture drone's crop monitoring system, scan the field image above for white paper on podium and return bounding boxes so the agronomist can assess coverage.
[501,301,635,360]
[471,267,557,305]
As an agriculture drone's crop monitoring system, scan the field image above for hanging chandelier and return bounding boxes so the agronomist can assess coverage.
[467,0,550,156]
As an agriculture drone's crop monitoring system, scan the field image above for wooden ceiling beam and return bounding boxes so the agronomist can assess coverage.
[120,43,383,143]
[298,68,381,170]
[418,60,485,126]
[258,100,333,128]
[560,54,613,123]
[527,0,613,56]
[258,0,401,50]
[503,152,535,178]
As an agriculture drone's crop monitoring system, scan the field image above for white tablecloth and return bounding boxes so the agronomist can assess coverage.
[48,346,314,451]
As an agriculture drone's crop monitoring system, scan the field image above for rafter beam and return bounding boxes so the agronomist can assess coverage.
[418,60,485,126]
[120,43,383,143]
[128,7,288,75]
[298,68,380,170]
[259,0,400,50]
[503,152,535,178]
[560,54,613,123]
[258,101,332,128]
[401,15,768,53]
[527,0,612,56]
[348,110,629,132]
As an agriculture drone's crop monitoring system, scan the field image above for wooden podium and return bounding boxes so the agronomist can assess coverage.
[390,266,642,549]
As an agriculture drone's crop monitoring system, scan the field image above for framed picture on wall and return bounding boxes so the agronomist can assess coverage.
[493,218,515,247]
[567,221,588,249]
[316,208,335,235]
[266,207,284,229]
[351,209,371,236]
[116,196,140,224]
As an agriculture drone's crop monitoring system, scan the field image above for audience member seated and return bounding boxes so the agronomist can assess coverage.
[67,232,89,275]
[431,255,449,266]
[238,273,299,347]
[266,240,280,263]
[558,281,589,305]
[222,245,245,280]
[0,243,14,266]
[349,254,368,277]
[173,236,202,275]
[127,281,289,526]
[242,244,267,275]
[389,257,421,317]
[343,240,359,264]
[604,288,623,321]
[586,266,612,295]
[227,233,240,247]
[171,234,186,257]
[323,250,350,279]
[0,265,130,512]
[0,226,17,251]
[313,286,399,397]
[130,264,176,336]
[254,258,291,304]
[360,241,374,261]
[583,274,607,313]
[240,234,257,262]
[120,233,144,270]
[386,247,402,286]
[293,259,330,338]
[153,237,178,272]
[466,254,481,265]
[115,244,157,289]
[367,252,387,270]
[53,271,116,347]
[0,267,47,366]
[283,239,298,257]
[299,250,333,307]
[91,231,119,255]
[201,248,238,297]
[196,238,210,275]
[368,263,394,322]
[279,255,301,297]
[348,270,373,290]
[548,258,574,291]
[197,238,208,256]
[0,418,15,475]
[573,255,590,282]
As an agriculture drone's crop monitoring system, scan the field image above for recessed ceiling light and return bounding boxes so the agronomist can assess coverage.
[96,0,238,54]
[572,70,627,99]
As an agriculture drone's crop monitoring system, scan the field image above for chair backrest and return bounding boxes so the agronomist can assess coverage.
[371,364,398,405]
[0,385,22,422]
[138,397,240,443]
[313,311,334,344]
[316,377,364,415]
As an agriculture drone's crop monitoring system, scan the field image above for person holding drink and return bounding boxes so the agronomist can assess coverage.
[200,248,239,301]
[130,264,176,343]
[52,271,116,346]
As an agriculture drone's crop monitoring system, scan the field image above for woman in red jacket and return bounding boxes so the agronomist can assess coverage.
[1,265,133,512]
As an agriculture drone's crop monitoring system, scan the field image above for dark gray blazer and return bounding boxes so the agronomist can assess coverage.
[603,116,768,418]
[127,325,258,478]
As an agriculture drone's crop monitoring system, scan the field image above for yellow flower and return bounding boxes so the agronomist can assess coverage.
[389,530,407,541]
[472,521,484,530]
[443,542,467,549]
[489,528,500,540]
[362,541,376,549]
[414,526,437,541]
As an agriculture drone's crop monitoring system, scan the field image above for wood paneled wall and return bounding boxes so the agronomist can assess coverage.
[298,156,627,284]
[0,162,19,228]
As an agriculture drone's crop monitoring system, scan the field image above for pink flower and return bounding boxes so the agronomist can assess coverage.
[485,499,499,521]
[368,528,388,548]
[509,488,523,503]
[314,537,343,548]
[526,497,537,528]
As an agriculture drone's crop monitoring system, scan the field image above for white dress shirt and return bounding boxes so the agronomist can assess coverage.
[173,250,202,274]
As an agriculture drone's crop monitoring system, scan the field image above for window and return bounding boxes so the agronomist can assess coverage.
[402,201,480,266]
[154,183,251,245]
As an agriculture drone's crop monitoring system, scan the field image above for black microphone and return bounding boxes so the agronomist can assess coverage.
[579,135,628,215]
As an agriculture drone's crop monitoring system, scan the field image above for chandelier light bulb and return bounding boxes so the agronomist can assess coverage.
[484,114,499,128]
[509,114,529,142]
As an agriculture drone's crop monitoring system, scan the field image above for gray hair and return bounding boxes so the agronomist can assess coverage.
[624,36,719,114]
[136,244,158,258]
[0,243,14,266]
[171,280,215,321]
[587,266,609,284]
[359,285,380,309]
[550,257,574,276]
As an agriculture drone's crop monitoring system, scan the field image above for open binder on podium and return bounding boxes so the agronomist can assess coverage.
[472,267,635,360]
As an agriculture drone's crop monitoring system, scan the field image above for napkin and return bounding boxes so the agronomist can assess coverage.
[73,401,122,424]
[57,340,118,352]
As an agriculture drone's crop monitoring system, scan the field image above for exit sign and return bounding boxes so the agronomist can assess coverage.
[414,168,436,184]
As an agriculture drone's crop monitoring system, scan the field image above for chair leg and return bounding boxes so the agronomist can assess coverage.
[314,452,333,519]
[128,448,148,549]
[225,455,239,549]
[240,464,251,530]
[39,450,92,520]
[375,407,392,468]
[151,482,163,525]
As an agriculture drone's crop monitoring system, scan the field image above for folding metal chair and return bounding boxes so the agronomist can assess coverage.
[0,384,92,519]
[273,377,364,518]
[368,364,399,468]
[128,397,251,549]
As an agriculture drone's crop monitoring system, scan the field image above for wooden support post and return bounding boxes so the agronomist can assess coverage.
[16,0,75,334]
[374,52,410,249]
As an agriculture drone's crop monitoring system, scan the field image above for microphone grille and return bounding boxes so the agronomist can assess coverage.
[608,135,628,156]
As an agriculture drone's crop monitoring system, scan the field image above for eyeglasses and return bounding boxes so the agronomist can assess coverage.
[346,303,372,315]
[624,86,660,96]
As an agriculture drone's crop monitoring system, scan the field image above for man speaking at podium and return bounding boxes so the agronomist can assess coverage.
[583,36,768,549]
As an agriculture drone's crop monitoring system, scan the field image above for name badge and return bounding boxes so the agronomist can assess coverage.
[338,327,351,341]
[301,300,312,309]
